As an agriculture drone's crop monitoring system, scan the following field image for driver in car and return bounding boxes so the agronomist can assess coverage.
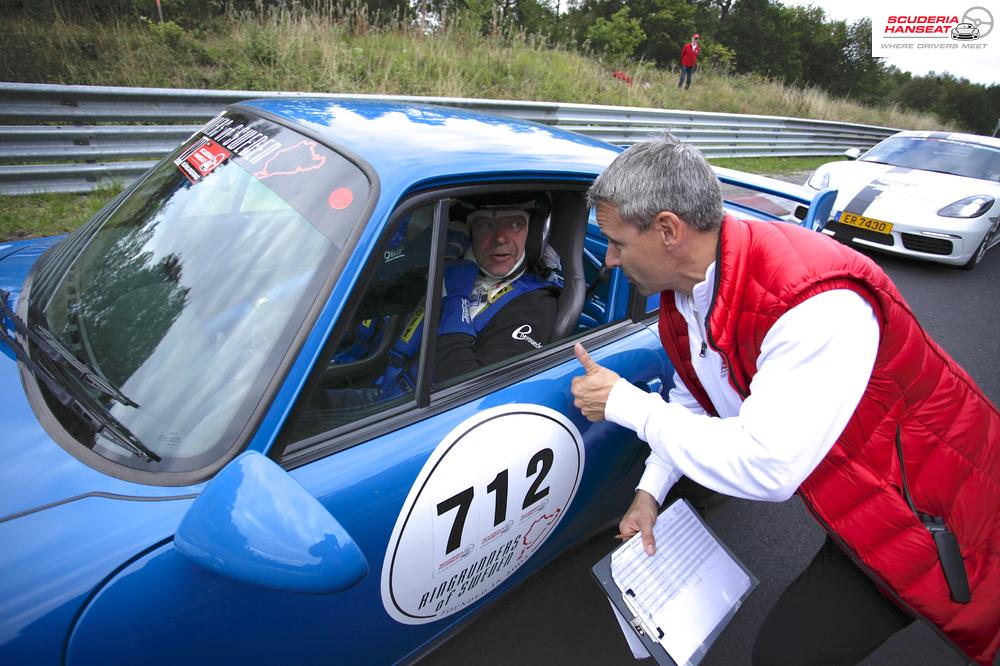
[431,201,560,381]
[336,199,560,405]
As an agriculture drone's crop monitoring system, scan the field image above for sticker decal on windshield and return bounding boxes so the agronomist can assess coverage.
[199,113,283,165]
[190,110,372,244]
[328,187,354,210]
[252,140,328,181]
[175,137,231,184]
[381,404,584,624]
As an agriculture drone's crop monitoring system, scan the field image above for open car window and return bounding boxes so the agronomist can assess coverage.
[283,203,437,442]
[278,185,631,453]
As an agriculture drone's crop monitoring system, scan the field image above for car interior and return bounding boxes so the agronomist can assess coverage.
[276,184,618,449]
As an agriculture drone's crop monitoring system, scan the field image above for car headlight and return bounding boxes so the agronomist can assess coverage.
[937,195,994,218]
[806,169,830,190]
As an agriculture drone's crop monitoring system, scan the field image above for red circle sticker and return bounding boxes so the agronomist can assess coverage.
[328,187,354,210]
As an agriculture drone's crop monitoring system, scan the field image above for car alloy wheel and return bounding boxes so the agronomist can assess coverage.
[962,221,999,270]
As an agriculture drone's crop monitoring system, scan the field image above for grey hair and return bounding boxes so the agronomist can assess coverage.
[587,134,724,233]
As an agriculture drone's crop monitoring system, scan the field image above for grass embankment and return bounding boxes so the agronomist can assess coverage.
[0,4,947,241]
[0,187,122,242]
[711,156,837,176]
[1,4,950,129]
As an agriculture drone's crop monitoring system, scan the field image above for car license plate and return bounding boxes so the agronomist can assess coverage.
[837,212,893,234]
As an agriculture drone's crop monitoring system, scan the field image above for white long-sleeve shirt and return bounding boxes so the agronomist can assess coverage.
[605,261,880,504]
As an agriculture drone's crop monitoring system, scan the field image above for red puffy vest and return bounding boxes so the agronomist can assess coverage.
[658,216,1000,664]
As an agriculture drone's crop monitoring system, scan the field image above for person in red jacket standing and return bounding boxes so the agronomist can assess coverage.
[678,33,700,89]
[572,135,1000,665]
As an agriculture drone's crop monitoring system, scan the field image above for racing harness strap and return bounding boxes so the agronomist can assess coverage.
[377,268,553,398]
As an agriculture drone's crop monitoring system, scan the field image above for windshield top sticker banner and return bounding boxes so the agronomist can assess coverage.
[381,405,584,625]
[174,137,232,184]
[198,113,285,166]
[871,4,994,56]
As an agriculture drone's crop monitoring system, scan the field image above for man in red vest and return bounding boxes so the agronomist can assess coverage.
[678,33,700,89]
[571,135,999,665]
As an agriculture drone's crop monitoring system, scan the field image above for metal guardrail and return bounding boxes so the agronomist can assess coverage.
[0,82,899,195]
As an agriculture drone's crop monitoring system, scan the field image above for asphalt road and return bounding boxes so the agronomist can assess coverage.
[425,245,1000,666]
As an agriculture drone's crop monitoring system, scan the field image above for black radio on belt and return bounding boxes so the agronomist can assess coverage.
[896,427,971,605]
[919,512,971,604]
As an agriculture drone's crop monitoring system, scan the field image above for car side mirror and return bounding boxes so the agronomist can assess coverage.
[844,148,862,160]
[802,188,838,231]
[174,451,369,594]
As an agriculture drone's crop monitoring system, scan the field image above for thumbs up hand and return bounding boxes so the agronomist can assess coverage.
[571,342,621,422]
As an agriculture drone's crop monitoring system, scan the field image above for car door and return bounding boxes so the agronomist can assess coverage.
[64,185,671,666]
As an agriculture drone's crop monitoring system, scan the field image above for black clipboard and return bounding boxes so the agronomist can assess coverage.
[591,553,676,665]
[590,499,758,666]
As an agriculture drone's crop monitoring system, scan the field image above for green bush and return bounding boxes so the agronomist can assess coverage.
[145,19,185,47]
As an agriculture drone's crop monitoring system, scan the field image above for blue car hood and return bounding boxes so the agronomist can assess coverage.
[0,235,153,520]
[0,236,64,303]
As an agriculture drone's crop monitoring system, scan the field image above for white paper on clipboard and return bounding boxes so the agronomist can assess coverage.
[610,500,756,666]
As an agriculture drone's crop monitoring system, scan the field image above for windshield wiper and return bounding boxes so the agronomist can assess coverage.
[32,325,139,407]
[0,290,159,462]
[0,289,138,408]
[914,167,961,178]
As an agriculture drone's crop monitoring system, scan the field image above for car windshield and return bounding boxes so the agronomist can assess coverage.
[860,136,1000,183]
[26,110,372,475]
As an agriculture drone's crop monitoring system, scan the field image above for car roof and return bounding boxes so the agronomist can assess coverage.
[236,98,621,188]
[889,130,1000,149]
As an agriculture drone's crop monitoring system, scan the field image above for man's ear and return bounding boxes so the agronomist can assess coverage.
[652,211,684,248]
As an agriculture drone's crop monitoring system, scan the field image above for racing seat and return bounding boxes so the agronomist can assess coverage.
[542,191,588,340]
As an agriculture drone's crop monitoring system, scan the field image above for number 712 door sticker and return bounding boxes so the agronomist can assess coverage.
[381,404,584,624]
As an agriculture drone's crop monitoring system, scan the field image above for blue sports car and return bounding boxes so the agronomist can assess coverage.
[0,99,830,664]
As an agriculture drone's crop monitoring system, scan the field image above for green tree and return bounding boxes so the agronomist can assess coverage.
[781,7,846,90]
[585,6,644,63]
[706,42,736,72]
[720,0,795,79]
[427,0,555,36]
[561,0,622,50]
[839,18,885,103]
[895,73,999,134]
[513,0,559,37]
[633,0,697,67]
[698,0,735,26]
[564,0,702,68]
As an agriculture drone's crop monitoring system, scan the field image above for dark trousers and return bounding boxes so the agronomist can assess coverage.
[678,66,695,89]
[752,536,914,665]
